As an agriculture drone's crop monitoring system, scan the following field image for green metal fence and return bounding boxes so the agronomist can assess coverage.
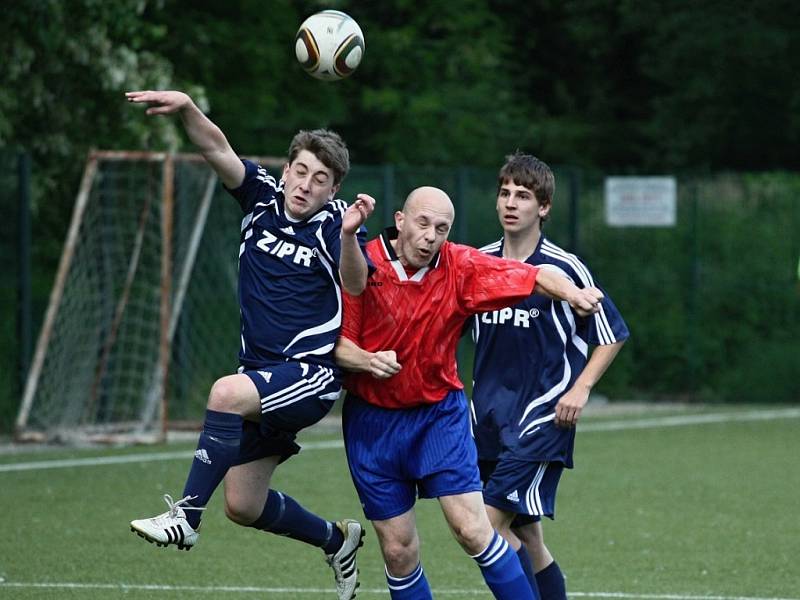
[0,151,31,431]
[3,158,799,434]
[574,170,800,402]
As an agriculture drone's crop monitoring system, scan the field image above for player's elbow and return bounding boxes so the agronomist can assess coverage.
[342,279,366,296]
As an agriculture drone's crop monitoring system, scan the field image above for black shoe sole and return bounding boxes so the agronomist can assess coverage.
[130,526,193,551]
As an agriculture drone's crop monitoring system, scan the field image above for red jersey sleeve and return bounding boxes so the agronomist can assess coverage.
[340,290,364,344]
[453,244,539,313]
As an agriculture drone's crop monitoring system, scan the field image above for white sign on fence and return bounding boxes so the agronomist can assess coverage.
[604,176,677,227]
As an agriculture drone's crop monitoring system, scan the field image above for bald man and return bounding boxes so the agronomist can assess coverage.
[334,187,603,600]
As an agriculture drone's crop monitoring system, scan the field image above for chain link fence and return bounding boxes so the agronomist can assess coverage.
[4,155,799,434]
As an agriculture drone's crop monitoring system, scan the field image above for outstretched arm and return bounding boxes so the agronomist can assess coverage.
[334,336,401,379]
[339,193,376,295]
[554,340,625,428]
[125,90,245,189]
[532,267,604,317]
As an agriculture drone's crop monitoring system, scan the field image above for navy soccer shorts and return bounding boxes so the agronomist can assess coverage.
[342,390,482,521]
[235,361,341,465]
[479,458,564,525]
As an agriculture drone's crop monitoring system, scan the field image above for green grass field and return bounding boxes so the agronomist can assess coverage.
[1,404,798,599]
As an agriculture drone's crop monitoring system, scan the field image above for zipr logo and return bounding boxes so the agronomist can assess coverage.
[480,307,537,328]
[256,231,316,267]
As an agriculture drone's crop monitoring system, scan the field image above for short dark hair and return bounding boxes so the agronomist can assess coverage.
[287,129,350,185]
[497,151,555,207]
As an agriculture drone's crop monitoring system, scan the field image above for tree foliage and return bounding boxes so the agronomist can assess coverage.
[0,0,187,164]
[3,0,798,182]
[0,0,193,269]
[1,0,798,251]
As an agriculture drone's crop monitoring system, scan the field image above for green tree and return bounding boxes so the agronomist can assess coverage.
[346,0,526,166]
[0,0,190,262]
[0,0,184,165]
[488,0,800,171]
[631,0,800,171]
[144,0,527,166]
[140,0,305,157]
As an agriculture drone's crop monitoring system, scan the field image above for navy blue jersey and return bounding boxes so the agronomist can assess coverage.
[226,159,368,370]
[471,236,629,467]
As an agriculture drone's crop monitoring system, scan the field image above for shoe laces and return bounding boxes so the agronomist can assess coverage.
[163,494,206,519]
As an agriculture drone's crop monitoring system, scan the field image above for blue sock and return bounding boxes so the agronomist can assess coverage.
[536,561,567,600]
[517,544,539,593]
[385,563,432,600]
[472,531,538,600]
[250,489,343,552]
[181,409,243,528]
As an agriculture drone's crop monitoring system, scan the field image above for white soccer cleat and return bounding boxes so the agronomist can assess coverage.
[325,519,365,600]
[130,494,205,551]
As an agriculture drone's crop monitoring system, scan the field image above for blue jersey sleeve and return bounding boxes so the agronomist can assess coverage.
[585,289,629,346]
[543,258,629,347]
[224,159,281,213]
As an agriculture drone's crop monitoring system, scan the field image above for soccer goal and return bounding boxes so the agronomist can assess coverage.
[15,150,283,444]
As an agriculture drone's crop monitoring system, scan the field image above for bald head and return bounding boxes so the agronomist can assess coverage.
[403,186,455,221]
[393,186,455,269]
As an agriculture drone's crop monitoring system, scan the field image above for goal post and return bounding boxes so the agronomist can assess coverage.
[16,155,100,440]
[15,150,283,444]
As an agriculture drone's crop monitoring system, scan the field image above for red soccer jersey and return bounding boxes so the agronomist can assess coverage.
[341,228,540,409]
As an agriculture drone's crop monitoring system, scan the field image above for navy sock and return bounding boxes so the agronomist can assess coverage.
[181,409,243,528]
[517,544,539,593]
[536,561,567,600]
[250,489,342,552]
[385,563,433,599]
[472,531,538,600]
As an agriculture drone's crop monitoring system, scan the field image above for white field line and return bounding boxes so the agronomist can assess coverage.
[578,407,800,432]
[0,440,342,473]
[0,581,797,600]
[1,409,798,474]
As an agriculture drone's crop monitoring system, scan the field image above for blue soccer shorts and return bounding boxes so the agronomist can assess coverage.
[479,458,564,525]
[234,361,341,465]
[342,390,482,521]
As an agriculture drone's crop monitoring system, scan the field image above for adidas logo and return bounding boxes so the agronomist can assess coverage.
[280,226,295,235]
[259,371,273,384]
[194,449,212,464]
[506,490,520,503]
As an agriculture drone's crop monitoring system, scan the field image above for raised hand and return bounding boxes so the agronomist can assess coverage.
[342,193,376,236]
[125,90,192,116]
[125,90,244,189]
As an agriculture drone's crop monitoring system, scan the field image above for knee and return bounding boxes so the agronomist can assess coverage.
[223,495,260,526]
[208,377,242,413]
[381,536,419,576]
[451,518,494,555]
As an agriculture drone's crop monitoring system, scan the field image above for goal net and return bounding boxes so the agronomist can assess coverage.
[15,151,282,444]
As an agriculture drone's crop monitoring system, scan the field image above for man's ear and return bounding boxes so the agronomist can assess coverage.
[282,162,291,180]
[394,210,405,231]
[539,201,552,219]
[329,183,340,200]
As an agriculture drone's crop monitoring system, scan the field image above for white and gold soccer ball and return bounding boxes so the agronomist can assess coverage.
[295,10,365,81]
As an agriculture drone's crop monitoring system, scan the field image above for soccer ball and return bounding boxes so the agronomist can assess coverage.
[295,10,365,81]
